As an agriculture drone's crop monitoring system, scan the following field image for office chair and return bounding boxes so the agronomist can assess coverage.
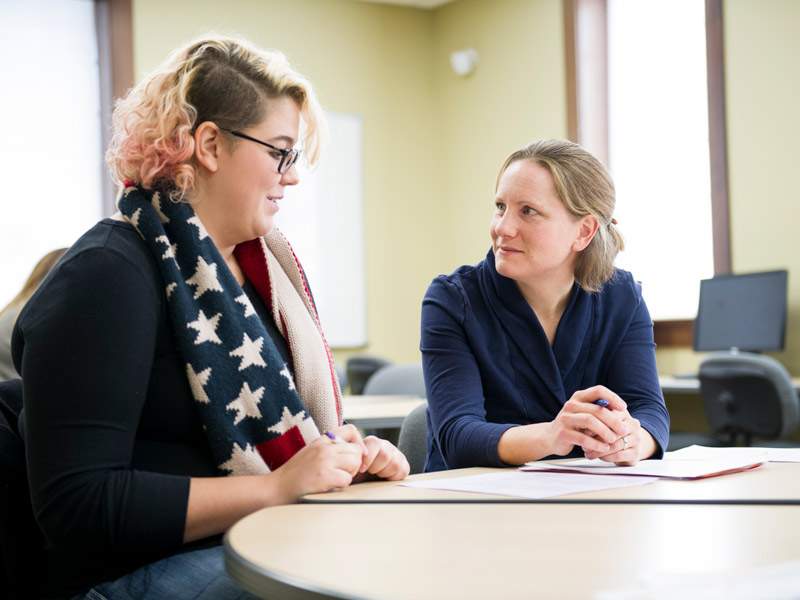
[362,363,426,398]
[698,351,800,446]
[0,378,42,600]
[397,401,428,474]
[346,355,392,395]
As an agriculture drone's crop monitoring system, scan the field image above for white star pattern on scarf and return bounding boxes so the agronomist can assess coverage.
[187,309,222,345]
[229,333,267,371]
[151,192,170,223]
[280,364,296,391]
[218,442,267,475]
[119,186,342,478]
[186,363,212,403]
[187,215,210,240]
[129,207,141,230]
[155,235,179,267]
[267,406,319,443]
[226,382,265,425]
[235,294,256,317]
[186,256,224,299]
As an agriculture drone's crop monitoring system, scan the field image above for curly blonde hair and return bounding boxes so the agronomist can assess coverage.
[495,139,624,293]
[107,35,327,202]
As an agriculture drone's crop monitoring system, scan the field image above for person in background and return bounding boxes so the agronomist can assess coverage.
[12,35,408,600]
[0,247,67,380]
[420,139,669,472]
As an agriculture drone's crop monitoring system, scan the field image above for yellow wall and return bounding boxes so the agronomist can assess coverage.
[131,0,800,377]
[432,0,567,266]
[726,0,800,373]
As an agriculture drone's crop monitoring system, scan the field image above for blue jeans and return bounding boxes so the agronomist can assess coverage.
[73,546,260,600]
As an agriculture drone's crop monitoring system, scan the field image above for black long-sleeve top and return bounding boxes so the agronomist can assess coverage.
[12,218,289,597]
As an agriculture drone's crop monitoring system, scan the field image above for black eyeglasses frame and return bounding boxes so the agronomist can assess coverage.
[219,128,301,174]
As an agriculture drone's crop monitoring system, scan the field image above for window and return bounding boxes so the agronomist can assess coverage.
[565,0,730,344]
[608,0,714,320]
[0,0,103,306]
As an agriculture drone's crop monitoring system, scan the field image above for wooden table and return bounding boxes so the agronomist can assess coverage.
[225,502,800,600]
[301,462,800,505]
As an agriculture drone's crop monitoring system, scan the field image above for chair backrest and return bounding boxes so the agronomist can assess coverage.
[397,401,428,475]
[346,355,392,395]
[0,378,42,599]
[699,351,800,443]
[362,363,426,397]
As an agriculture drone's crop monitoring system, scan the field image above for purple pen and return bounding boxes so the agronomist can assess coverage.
[593,398,609,408]
[325,431,347,444]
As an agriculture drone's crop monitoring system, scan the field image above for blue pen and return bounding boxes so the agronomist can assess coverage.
[325,431,348,444]
[593,398,609,408]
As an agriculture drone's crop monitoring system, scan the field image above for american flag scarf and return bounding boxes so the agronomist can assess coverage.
[118,184,342,475]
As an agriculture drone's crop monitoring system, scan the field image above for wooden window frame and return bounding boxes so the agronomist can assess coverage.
[564,0,730,347]
[95,0,133,216]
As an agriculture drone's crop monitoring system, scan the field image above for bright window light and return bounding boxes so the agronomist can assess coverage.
[608,0,714,320]
[0,0,103,307]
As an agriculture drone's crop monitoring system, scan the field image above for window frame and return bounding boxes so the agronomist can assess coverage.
[95,0,133,216]
[564,0,730,347]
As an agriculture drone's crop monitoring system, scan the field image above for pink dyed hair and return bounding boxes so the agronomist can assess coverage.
[107,35,327,202]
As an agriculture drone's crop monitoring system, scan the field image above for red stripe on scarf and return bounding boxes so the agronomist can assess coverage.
[256,427,306,471]
[234,238,273,307]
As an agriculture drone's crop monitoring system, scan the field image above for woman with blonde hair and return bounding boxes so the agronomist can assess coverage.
[421,139,669,472]
[13,36,408,599]
[0,247,67,380]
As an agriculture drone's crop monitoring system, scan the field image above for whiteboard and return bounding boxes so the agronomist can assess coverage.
[275,112,366,348]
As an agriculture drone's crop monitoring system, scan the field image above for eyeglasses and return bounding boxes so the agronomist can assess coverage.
[220,128,301,174]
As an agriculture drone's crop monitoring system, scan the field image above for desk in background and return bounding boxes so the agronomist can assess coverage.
[659,374,800,395]
[225,502,800,600]
[340,394,425,430]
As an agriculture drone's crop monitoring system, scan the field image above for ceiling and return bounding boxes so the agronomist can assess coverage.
[355,0,457,8]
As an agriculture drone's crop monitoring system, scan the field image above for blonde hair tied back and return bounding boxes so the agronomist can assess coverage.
[495,139,624,292]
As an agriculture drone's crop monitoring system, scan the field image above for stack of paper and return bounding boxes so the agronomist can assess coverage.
[520,449,768,480]
[401,447,774,499]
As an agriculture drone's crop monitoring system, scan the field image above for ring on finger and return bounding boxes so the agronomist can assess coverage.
[622,436,629,450]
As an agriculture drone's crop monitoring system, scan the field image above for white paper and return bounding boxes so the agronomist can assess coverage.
[520,452,767,480]
[667,444,800,463]
[400,471,655,499]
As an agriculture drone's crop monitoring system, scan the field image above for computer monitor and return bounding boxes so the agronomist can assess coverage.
[693,270,788,353]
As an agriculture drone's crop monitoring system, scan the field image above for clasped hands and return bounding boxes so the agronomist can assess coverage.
[551,385,648,466]
[275,424,410,502]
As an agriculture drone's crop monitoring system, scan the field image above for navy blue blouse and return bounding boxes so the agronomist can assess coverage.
[420,249,670,472]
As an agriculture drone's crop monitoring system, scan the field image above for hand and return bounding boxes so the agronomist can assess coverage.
[546,386,630,457]
[353,436,410,482]
[582,415,657,466]
[271,424,366,502]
